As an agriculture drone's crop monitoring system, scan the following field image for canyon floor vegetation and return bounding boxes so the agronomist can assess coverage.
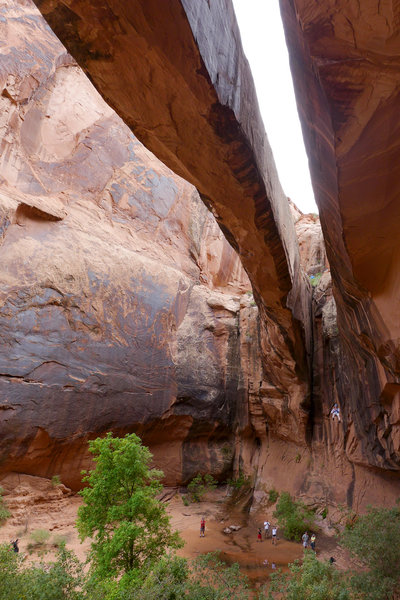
[0,434,399,600]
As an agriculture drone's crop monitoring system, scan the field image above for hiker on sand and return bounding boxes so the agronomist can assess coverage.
[264,520,270,539]
[310,533,316,551]
[200,517,205,537]
[257,527,262,542]
[302,531,309,549]
[10,539,19,553]
[272,526,277,545]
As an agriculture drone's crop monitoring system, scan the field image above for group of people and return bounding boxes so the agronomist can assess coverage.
[200,516,317,555]
[301,531,316,551]
[257,521,278,544]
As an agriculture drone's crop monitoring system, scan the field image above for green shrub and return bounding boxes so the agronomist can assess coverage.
[86,552,251,600]
[267,550,351,600]
[228,471,251,490]
[268,488,279,505]
[0,543,85,600]
[52,534,68,548]
[273,492,314,542]
[51,475,62,487]
[0,488,10,524]
[28,529,51,552]
[187,474,217,502]
[321,506,328,519]
[221,444,233,459]
[31,529,51,545]
[341,504,400,600]
[310,272,322,287]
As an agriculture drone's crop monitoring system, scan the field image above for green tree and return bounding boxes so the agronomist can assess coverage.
[341,504,400,600]
[273,492,314,541]
[187,552,250,599]
[0,543,84,600]
[0,487,10,523]
[85,553,251,600]
[76,432,182,579]
[267,550,351,600]
[187,473,217,502]
[0,543,23,600]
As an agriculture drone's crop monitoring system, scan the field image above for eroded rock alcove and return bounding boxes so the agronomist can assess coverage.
[0,0,398,510]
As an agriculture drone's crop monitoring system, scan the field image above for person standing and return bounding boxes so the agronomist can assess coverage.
[264,520,270,539]
[200,517,205,537]
[257,527,262,542]
[10,539,19,553]
[310,533,316,551]
[272,526,277,545]
[302,531,309,549]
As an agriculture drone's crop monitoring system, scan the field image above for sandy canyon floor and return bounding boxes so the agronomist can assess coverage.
[0,474,345,592]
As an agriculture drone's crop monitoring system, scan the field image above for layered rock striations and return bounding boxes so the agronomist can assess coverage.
[0,0,269,489]
[2,0,399,510]
[32,0,312,445]
[280,0,400,492]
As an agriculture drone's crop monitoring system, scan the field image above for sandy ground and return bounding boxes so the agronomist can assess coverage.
[0,474,346,592]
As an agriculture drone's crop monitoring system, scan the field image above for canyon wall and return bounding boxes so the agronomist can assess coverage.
[32,0,312,447]
[279,0,400,502]
[0,0,268,489]
[1,0,399,509]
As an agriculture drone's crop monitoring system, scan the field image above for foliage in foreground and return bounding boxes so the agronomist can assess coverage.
[76,432,182,579]
[341,503,400,600]
[0,487,10,523]
[0,546,251,600]
[267,550,351,600]
[273,492,315,542]
[0,542,84,600]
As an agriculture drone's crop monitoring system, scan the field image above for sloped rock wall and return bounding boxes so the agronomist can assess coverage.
[280,0,400,483]
[0,0,267,489]
[32,0,312,446]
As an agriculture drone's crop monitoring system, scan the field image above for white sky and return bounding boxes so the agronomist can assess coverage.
[232,0,318,214]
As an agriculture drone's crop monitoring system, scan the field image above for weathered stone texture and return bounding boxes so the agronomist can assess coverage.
[32,0,312,436]
[2,0,399,509]
[280,0,400,481]
[0,0,264,489]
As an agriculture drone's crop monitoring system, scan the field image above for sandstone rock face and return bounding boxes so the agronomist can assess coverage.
[0,0,268,490]
[3,0,399,511]
[280,0,400,484]
[32,0,312,439]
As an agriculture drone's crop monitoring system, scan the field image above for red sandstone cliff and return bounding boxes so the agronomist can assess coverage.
[279,0,400,504]
[1,0,399,511]
[0,0,265,489]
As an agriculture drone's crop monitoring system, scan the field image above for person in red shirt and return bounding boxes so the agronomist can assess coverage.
[200,517,205,537]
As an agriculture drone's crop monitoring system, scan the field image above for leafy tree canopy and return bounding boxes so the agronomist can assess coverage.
[273,491,315,542]
[341,503,400,600]
[76,432,182,579]
[0,543,84,600]
[267,550,351,600]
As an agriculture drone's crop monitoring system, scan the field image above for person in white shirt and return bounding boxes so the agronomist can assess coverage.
[272,526,277,545]
[330,403,341,421]
[264,520,270,539]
